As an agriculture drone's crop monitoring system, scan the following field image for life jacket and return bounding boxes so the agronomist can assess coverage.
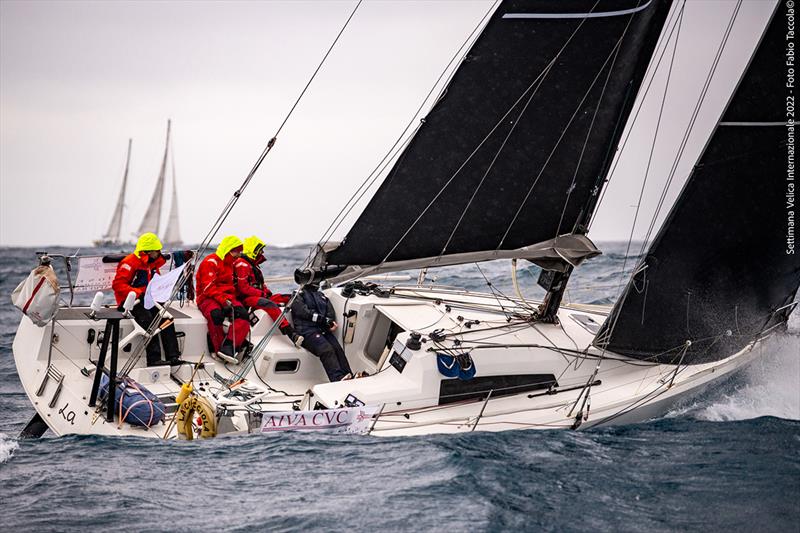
[112,252,165,306]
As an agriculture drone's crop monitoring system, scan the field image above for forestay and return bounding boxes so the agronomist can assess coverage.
[311,0,673,280]
[594,3,800,364]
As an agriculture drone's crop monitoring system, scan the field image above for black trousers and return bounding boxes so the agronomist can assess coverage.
[301,330,352,382]
[129,302,180,366]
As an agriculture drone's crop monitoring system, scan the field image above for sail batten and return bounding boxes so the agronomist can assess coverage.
[316,0,673,277]
[594,2,800,364]
[137,120,171,236]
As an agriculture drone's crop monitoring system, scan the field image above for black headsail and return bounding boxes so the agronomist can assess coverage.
[594,2,800,364]
[303,0,673,282]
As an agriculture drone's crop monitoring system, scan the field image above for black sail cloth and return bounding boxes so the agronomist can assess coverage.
[314,0,673,276]
[595,3,800,364]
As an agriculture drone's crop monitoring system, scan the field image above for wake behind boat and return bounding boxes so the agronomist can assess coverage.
[10,0,799,440]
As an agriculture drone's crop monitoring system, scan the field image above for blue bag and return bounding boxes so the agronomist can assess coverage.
[99,374,166,427]
[436,352,476,381]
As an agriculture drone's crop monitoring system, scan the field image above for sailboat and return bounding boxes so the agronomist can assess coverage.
[11,0,799,439]
[93,139,132,247]
[137,119,183,246]
[163,155,183,247]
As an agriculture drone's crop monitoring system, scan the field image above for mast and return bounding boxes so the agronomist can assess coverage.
[163,146,182,246]
[102,138,132,243]
[137,119,170,236]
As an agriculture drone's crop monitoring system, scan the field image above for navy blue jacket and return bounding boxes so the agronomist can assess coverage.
[291,288,336,336]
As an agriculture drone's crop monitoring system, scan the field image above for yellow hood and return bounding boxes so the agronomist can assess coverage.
[215,235,243,259]
[134,233,163,255]
[243,235,266,260]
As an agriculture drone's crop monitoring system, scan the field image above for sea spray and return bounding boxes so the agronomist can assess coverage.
[0,433,19,464]
[695,335,800,422]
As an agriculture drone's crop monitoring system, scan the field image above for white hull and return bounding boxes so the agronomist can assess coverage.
[12,285,768,439]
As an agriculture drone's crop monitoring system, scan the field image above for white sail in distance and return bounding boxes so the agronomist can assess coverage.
[101,138,131,243]
[137,119,170,236]
[163,145,182,246]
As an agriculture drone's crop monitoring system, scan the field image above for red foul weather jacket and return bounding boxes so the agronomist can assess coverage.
[196,253,237,307]
[233,256,289,305]
[112,252,166,306]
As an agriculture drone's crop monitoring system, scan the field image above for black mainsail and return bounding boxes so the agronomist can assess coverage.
[307,0,673,280]
[594,2,800,364]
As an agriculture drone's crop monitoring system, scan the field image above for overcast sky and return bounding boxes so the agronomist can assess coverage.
[0,0,775,248]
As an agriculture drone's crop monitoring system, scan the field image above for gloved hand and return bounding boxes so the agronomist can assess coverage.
[256,297,272,308]
[224,299,233,310]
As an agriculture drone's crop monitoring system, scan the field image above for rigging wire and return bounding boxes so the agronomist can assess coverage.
[588,2,684,229]
[377,0,604,266]
[598,0,742,355]
[635,0,745,257]
[553,2,641,237]
[304,0,501,267]
[613,3,685,302]
[120,0,363,377]
[497,22,632,250]
[438,60,555,256]
[473,262,513,316]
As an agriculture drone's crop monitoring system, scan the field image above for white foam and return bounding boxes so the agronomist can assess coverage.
[694,335,800,422]
[0,433,19,464]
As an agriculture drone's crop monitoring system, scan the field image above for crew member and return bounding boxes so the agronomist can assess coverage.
[291,283,353,382]
[234,235,304,347]
[196,235,251,361]
[112,232,181,367]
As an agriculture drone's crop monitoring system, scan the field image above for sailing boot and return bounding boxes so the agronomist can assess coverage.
[216,339,238,364]
[279,324,304,348]
[236,340,254,362]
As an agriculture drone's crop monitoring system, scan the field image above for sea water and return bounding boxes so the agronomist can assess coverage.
[0,244,797,532]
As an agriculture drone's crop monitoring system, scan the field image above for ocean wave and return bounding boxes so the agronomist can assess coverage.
[0,433,19,464]
[672,335,800,422]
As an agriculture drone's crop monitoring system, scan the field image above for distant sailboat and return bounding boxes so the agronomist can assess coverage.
[163,148,183,246]
[134,119,183,245]
[94,139,132,247]
[137,120,170,236]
